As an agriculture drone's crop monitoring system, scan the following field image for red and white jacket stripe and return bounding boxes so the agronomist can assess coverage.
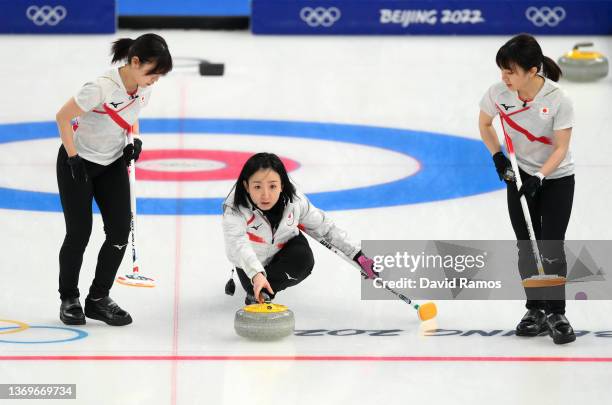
[222,190,360,280]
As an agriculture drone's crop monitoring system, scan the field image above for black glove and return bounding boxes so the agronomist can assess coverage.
[225,269,236,296]
[518,176,542,198]
[123,138,143,166]
[66,154,88,183]
[492,151,515,183]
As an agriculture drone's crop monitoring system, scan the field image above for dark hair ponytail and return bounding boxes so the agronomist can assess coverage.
[232,153,297,209]
[111,38,135,64]
[495,33,562,82]
[541,55,562,82]
[110,33,172,75]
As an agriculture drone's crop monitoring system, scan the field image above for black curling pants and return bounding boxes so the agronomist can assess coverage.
[237,232,315,298]
[56,146,131,300]
[507,169,575,315]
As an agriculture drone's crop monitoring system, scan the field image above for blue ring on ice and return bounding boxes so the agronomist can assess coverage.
[0,325,88,344]
[0,119,502,215]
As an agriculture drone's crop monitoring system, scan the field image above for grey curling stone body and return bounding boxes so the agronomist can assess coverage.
[558,43,609,82]
[559,56,609,82]
[234,304,295,340]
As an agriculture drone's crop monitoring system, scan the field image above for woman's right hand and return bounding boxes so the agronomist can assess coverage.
[67,154,89,183]
[252,272,274,303]
[56,97,85,158]
[492,152,515,184]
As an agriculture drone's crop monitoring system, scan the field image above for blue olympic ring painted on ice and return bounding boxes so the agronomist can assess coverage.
[0,325,88,344]
[0,119,503,215]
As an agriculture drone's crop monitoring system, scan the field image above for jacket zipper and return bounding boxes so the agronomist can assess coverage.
[256,209,275,243]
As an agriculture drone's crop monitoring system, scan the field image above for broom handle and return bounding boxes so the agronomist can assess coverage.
[127,132,140,273]
[308,234,418,307]
[502,126,545,276]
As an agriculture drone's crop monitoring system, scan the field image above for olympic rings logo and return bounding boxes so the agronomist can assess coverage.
[525,6,566,27]
[26,5,67,26]
[299,7,341,27]
[0,319,87,344]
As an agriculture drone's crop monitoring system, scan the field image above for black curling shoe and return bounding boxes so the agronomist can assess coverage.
[60,298,85,325]
[84,296,132,326]
[546,314,576,345]
[516,309,548,336]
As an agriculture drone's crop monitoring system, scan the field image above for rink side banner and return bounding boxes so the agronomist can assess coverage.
[251,0,612,35]
[118,0,249,16]
[360,240,612,300]
[0,0,115,34]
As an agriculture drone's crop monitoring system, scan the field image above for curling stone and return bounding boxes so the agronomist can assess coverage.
[171,57,224,76]
[234,302,295,340]
[558,42,608,82]
[199,60,224,76]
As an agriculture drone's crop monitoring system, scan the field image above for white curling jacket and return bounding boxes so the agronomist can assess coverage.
[222,189,360,280]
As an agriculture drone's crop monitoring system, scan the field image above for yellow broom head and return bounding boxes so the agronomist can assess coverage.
[522,275,566,288]
[417,302,437,321]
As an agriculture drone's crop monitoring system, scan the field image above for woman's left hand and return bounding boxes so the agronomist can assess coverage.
[252,272,274,303]
[354,253,379,279]
[123,138,143,166]
[518,175,543,198]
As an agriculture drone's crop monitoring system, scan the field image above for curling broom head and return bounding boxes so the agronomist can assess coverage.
[116,268,155,288]
[522,275,566,288]
[416,301,437,321]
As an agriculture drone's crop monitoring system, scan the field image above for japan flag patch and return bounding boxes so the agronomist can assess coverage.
[286,211,295,226]
[539,106,551,120]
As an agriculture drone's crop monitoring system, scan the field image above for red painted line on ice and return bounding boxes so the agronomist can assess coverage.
[1,355,611,362]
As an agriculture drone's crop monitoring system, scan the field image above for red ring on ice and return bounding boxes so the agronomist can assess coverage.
[135,150,300,181]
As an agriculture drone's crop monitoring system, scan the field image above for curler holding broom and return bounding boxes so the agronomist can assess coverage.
[55,34,172,326]
[478,34,576,344]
